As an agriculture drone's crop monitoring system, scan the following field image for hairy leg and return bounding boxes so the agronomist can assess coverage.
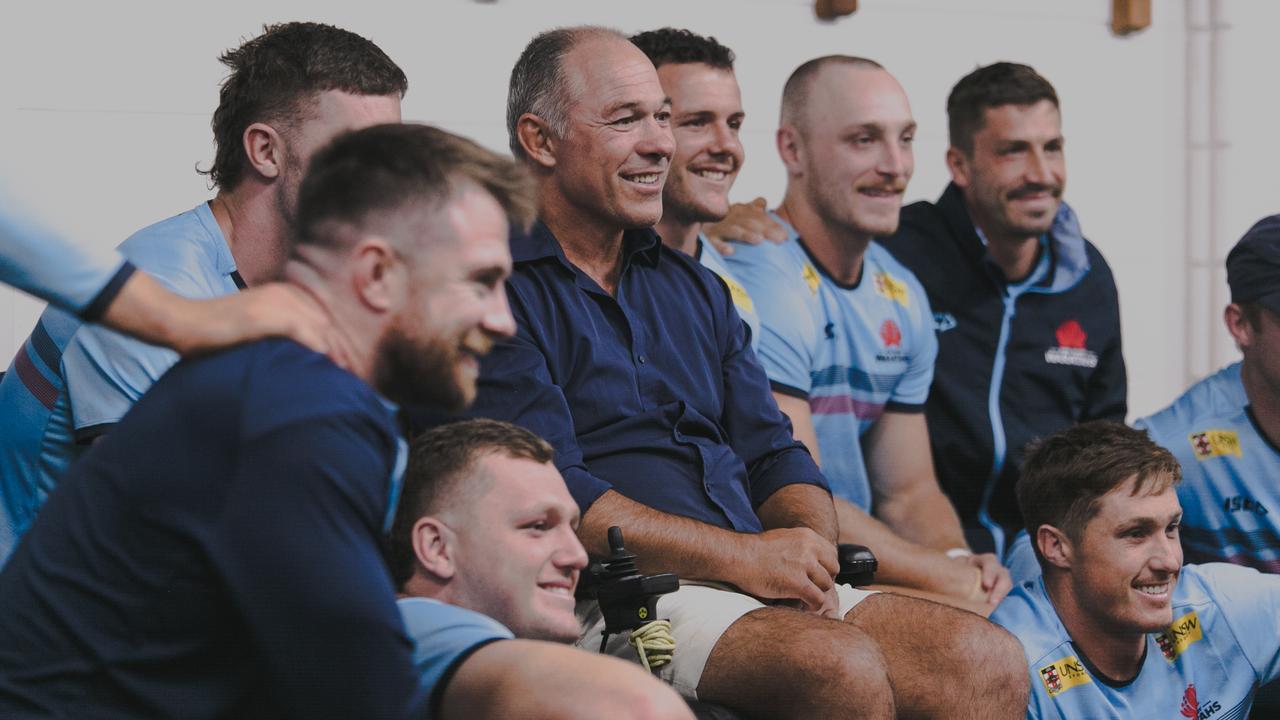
[846,593,1028,719]
[697,606,895,720]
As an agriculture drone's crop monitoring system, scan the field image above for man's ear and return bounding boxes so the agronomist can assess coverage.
[1224,303,1255,352]
[1036,524,1074,571]
[412,517,457,582]
[243,122,286,181]
[776,124,804,177]
[945,146,971,189]
[516,113,557,170]
[350,238,404,313]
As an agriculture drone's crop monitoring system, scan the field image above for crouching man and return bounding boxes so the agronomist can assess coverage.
[389,418,692,719]
[991,421,1280,718]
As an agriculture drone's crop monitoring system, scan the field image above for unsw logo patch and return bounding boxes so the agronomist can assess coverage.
[1038,656,1091,698]
[1044,319,1099,368]
[873,272,910,307]
[1157,611,1203,662]
[1188,430,1242,461]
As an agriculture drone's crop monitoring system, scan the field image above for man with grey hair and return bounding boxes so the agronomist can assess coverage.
[469,25,1028,719]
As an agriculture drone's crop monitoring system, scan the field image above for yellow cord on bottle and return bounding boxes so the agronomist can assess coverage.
[629,619,675,671]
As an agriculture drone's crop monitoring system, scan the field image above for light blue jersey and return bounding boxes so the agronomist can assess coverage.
[397,597,513,705]
[992,563,1280,720]
[0,202,238,562]
[1136,363,1280,572]
[0,189,131,316]
[724,215,937,508]
[696,235,759,350]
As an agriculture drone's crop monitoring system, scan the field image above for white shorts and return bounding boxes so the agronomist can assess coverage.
[576,581,875,699]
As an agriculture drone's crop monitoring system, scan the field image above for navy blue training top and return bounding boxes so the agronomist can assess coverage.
[467,222,827,532]
[0,339,430,719]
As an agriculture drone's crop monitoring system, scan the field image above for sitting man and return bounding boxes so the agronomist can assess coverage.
[0,22,406,563]
[1137,215,1280,570]
[628,28,759,347]
[389,418,691,718]
[991,421,1280,719]
[470,25,1027,719]
[0,124,685,720]
[721,55,1009,610]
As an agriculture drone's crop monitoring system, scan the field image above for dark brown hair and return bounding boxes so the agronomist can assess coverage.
[1017,421,1181,560]
[387,419,555,588]
[202,22,407,191]
[946,61,1058,154]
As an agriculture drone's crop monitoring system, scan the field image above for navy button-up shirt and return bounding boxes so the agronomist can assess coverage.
[469,221,828,533]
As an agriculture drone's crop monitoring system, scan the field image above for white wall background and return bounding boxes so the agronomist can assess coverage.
[1,0,1276,419]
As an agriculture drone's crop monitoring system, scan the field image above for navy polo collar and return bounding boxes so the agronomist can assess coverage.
[512,220,662,269]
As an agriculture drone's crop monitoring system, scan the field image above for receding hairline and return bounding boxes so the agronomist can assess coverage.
[780,56,891,130]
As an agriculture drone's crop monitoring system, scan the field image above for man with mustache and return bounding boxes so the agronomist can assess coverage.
[991,421,1280,719]
[474,26,1028,719]
[880,62,1126,566]
[723,56,1011,610]
[0,123,689,720]
[0,22,408,565]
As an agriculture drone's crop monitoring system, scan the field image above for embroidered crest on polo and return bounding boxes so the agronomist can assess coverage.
[1044,319,1099,368]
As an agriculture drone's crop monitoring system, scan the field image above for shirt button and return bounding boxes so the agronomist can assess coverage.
[637,354,647,364]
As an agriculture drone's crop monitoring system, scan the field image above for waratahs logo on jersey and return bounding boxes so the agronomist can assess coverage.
[1180,683,1222,719]
[1044,319,1099,368]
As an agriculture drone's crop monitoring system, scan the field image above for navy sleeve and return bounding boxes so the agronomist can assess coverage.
[469,287,612,513]
[1081,256,1127,423]
[711,271,831,508]
[210,413,430,720]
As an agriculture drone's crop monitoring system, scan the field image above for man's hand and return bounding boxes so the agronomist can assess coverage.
[702,198,787,255]
[167,283,350,368]
[733,527,839,613]
[964,552,1013,606]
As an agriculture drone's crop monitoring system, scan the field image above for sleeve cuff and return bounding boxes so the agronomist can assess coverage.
[563,465,611,515]
[884,401,926,414]
[749,447,830,509]
[73,422,116,444]
[769,380,809,400]
[79,261,137,322]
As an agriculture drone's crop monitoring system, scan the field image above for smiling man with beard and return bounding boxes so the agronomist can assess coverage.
[0,22,407,564]
[0,124,688,720]
[991,421,1280,719]
[722,56,1011,612]
[879,62,1127,566]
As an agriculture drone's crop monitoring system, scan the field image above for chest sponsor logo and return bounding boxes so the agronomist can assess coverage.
[802,263,821,294]
[1044,319,1099,368]
[1157,611,1203,662]
[874,271,910,307]
[933,311,957,333]
[1223,494,1268,515]
[876,319,909,363]
[1189,430,1242,461]
[1180,683,1221,719]
[718,274,756,314]
[1038,656,1092,698]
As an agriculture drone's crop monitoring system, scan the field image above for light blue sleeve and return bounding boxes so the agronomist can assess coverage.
[1198,563,1280,684]
[62,324,180,436]
[725,243,818,396]
[0,191,129,316]
[397,597,514,705]
[889,270,937,407]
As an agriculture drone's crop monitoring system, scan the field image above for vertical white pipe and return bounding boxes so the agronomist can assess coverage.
[1208,0,1234,369]
[1185,0,1214,381]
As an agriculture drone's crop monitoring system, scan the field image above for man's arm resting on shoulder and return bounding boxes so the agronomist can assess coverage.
[441,639,693,720]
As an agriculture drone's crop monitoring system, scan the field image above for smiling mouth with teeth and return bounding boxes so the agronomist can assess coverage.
[625,173,663,184]
[692,169,731,180]
[1135,581,1172,596]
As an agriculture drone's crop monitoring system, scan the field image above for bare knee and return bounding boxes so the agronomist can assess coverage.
[824,630,895,719]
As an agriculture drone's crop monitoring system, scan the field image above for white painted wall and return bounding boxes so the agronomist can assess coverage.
[2,0,1277,418]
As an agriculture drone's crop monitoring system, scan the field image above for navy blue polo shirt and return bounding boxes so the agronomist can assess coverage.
[0,339,434,719]
[468,222,827,532]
